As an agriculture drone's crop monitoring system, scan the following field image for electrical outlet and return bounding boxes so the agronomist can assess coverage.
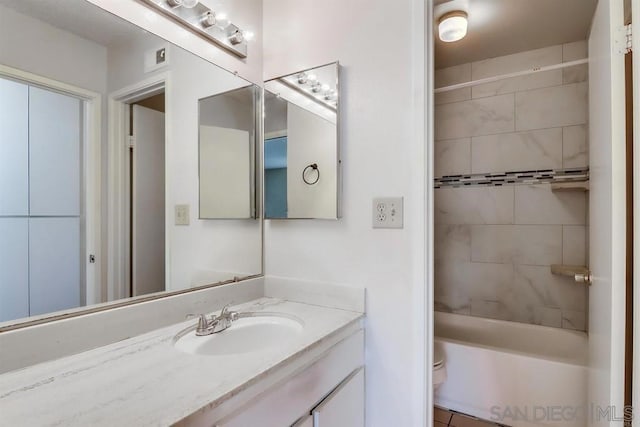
[372,197,404,229]
[175,204,190,226]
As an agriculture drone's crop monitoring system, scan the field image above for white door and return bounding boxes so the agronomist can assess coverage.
[588,0,627,425]
[132,104,165,297]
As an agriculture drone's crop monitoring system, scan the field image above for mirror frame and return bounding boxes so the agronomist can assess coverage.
[263,61,342,220]
[0,4,264,333]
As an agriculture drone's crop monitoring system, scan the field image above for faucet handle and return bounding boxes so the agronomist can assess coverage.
[219,303,233,317]
[186,313,210,333]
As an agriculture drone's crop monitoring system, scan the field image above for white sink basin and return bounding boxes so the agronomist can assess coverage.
[173,314,305,357]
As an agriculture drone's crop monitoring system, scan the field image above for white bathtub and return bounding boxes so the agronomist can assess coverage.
[435,312,588,427]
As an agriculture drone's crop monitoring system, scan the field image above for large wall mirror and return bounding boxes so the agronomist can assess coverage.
[0,0,262,327]
[264,62,341,219]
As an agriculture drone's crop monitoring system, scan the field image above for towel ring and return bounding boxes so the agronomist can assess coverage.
[302,163,320,185]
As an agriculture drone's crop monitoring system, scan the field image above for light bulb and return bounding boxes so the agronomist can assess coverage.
[297,73,308,84]
[215,13,230,29]
[311,82,322,93]
[228,29,244,45]
[201,11,216,28]
[182,0,199,8]
[307,74,318,82]
[243,31,255,42]
[321,84,330,92]
[438,11,468,43]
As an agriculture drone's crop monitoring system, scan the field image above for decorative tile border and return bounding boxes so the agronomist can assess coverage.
[434,167,589,189]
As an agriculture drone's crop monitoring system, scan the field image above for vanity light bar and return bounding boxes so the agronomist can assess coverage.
[138,0,249,58]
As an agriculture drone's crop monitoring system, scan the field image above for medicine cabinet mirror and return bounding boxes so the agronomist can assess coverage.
[0,0,262,329]
[263,62,341,219]
[199,86,259,219]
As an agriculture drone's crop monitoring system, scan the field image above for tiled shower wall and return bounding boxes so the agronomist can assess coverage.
[434,41,589,331]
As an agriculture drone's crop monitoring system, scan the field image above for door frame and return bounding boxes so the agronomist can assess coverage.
[632,0,640,418]
[107,73,170,300]
[0,64,102,307]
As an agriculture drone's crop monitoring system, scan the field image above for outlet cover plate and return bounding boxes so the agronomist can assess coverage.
[175,204,190,226]
[372,197,404,229]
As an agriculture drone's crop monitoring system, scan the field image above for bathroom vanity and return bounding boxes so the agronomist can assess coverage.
[0,295,364,426]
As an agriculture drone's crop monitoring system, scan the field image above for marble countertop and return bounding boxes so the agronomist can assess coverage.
[0,298,363,426]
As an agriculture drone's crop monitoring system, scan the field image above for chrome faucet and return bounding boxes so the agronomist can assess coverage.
[189,304,239,336]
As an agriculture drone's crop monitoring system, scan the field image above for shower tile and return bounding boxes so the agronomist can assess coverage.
[562,310,587,331]
[563,40,588,62]
[471,128,563,173]
[562,64,588,84]
[514,264,587,312]
[434,261,472,313]
[435,63,472,105]
[472,45,563,80]
[435,187,514,225]
[562,225,587,266]
[562,125,588,168]
[534,306,562,327]
[472,70,562,99]
[515,82,588,131]
[466,262,513,301]
[435,138,471,177]
[434,295,471,315]
[435,94,515,140]
[435,225,471,262]
[514,184,587,225]
[471,225,562,265]
[470,300,511,321]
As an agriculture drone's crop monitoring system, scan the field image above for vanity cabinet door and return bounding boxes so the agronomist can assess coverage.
[312,368,364,427]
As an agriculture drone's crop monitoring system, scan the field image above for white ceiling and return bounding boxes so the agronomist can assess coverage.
[434,0,599,69]
[0,0,146,47]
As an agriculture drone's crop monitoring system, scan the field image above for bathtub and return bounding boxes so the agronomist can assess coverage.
[434,312,588,427]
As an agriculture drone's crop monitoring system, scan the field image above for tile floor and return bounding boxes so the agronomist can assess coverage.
[434,407,510,427]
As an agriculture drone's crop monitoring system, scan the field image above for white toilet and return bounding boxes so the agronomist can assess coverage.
[433,343,447,390]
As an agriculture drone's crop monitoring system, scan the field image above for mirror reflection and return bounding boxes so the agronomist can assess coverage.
[0,0,262,325]
[264,62,341,219]
[199,86,258,219]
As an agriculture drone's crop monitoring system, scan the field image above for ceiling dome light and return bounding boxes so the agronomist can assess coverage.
[438,11,468,43]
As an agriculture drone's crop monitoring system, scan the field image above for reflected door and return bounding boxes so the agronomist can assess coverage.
[131,105,165,297]
[0,78,82,321]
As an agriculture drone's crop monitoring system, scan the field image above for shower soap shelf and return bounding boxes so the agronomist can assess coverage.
[550,181,590,192]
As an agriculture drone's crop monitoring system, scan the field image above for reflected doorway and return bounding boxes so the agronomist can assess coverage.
[128,93,166,297]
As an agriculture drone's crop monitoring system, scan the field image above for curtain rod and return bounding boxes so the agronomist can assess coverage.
[434,58,588,94]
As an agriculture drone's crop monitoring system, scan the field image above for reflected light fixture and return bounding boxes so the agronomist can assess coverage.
[438,11,468,43]
[142,0,250,58]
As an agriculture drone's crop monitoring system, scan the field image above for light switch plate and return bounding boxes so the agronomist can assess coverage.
[175,204,190,226]
[372,197,404,229]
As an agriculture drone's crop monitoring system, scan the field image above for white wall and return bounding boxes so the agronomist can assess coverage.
[263,0,427,425]
[108,36,262,290]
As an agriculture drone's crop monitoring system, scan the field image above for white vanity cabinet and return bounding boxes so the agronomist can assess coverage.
[182,328,364,427]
